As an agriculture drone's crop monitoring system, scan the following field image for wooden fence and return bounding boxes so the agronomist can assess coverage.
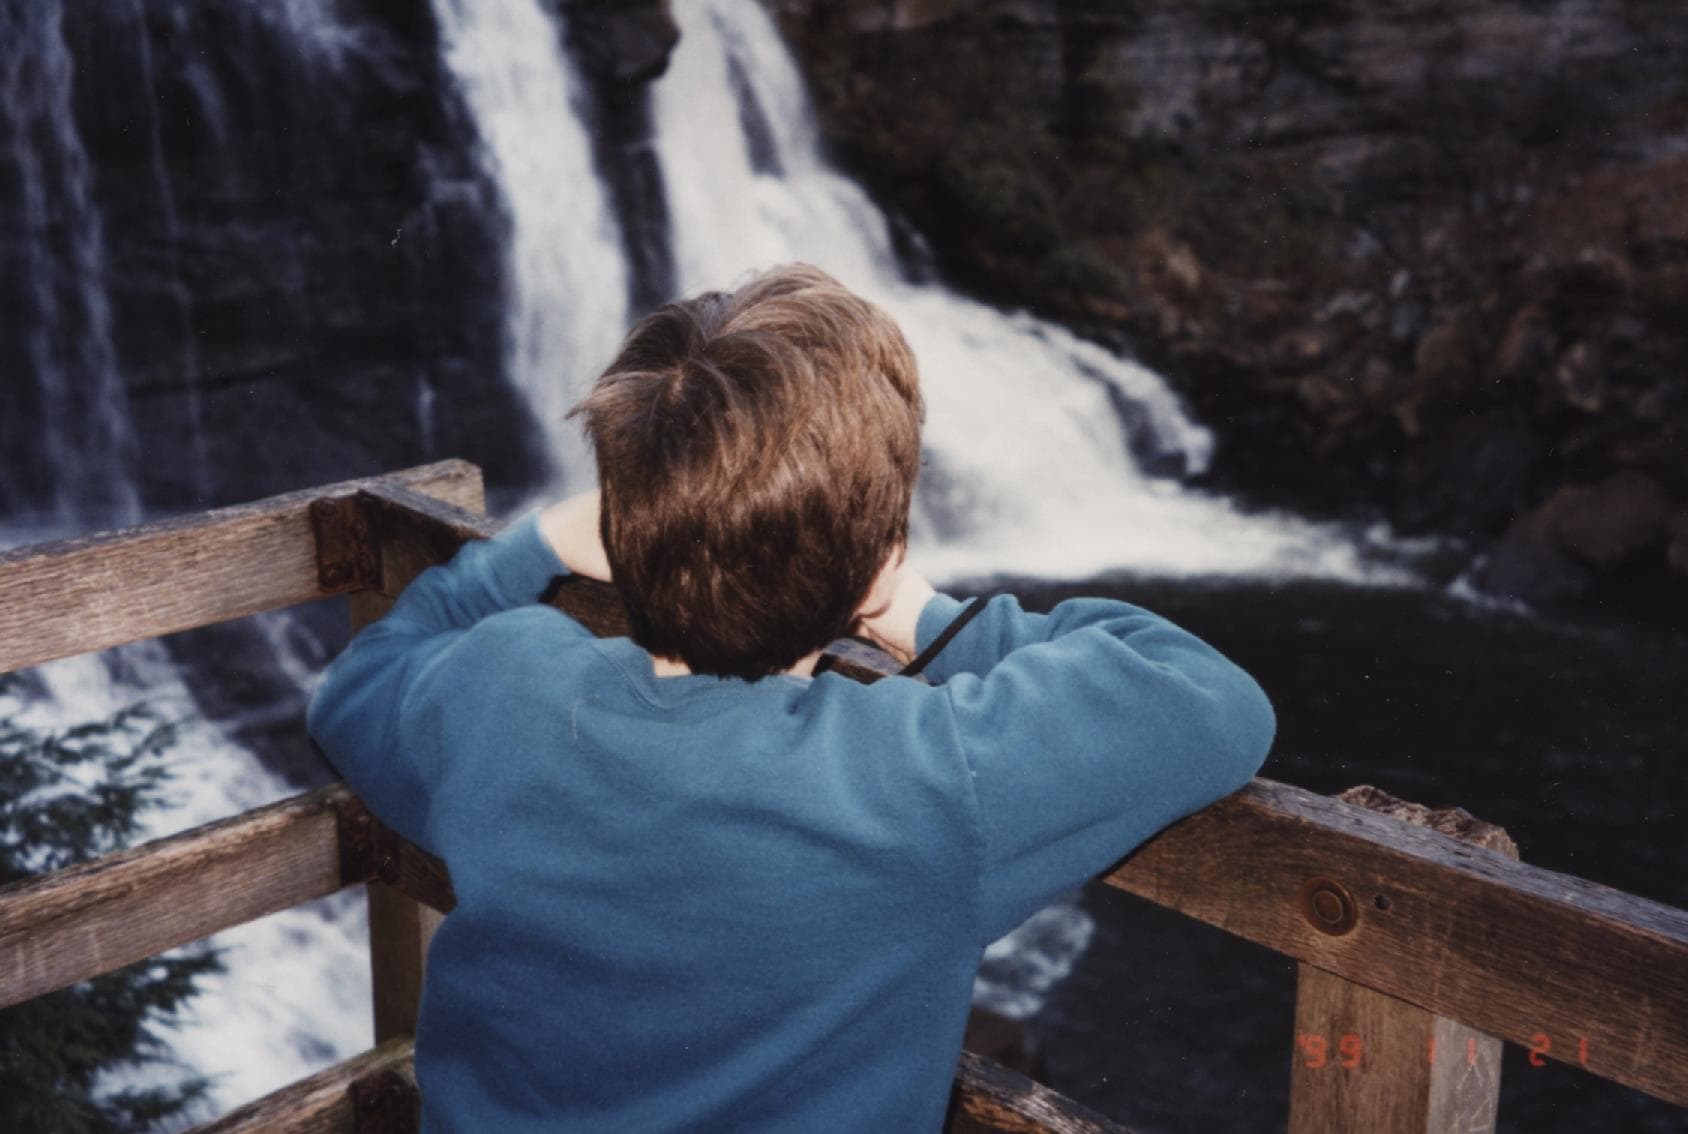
[0,461,1683,1132]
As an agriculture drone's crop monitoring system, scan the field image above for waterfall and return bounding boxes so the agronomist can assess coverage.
[0,4,412,1118]
[653,0,1406,584]
[0,0,139,526]
[430,0,632,489]
[0,0,1430,1122]
[126,0,210,503]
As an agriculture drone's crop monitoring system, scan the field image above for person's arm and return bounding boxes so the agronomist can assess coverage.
[538,488,612,582]
[306,504,583,842]
[881,575,1274,944]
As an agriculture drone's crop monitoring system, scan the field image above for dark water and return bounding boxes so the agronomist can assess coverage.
[995,578,1688,1133]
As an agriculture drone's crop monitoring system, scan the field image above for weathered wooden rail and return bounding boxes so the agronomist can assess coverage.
[1,461,1684,1132]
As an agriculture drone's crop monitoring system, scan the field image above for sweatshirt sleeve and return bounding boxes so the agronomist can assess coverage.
[306,512,572,845]
[919,593,1275,943]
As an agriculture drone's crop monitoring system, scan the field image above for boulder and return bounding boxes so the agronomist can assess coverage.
[561,0,680,85]
[1475,470,1673,602]
[1413,308,1482,390]
[1470,511,1593,604]
[1548,470,1672,569]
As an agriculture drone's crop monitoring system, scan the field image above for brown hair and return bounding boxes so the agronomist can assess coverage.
[568,264,923,680]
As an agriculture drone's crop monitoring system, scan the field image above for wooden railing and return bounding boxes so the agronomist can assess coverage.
[1,462,1684,1133]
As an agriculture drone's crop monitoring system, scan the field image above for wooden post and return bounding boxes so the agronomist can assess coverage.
[946,1051,1132,1134]
[367,877,445,1044]
[341,469,485,1044]
[1287,786,1519,1133]
[346,590,442,1043]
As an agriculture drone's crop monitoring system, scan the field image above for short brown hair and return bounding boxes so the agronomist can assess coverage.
[568,264,923,680]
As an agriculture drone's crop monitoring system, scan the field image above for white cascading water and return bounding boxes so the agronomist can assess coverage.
[655,0,1409,584]
[430,0,631,488]
[0,0,139,527]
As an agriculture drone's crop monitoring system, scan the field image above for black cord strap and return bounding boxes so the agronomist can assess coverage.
[897,594,991,678]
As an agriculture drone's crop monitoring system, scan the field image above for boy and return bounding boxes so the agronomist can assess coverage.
[308,264,1274,1132]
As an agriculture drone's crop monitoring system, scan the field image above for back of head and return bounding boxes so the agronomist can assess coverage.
[570,264,923,680]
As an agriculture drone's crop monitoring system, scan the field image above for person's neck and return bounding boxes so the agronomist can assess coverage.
[651,649,823,679]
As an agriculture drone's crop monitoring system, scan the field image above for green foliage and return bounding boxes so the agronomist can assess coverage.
[1177,160,1338,277]
[1065,134,1187,237]
[927,26,1064,255]
[0,674,221,1133]
[1036,243,1132,303]
[940,142,1064,255]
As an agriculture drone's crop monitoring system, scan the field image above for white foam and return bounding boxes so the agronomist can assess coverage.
[973,898,1096,1021]
[652,0,1422,588]
[432,0,631,487]
[12,645,372,1120]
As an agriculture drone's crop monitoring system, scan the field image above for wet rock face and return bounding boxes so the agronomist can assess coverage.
[762,0,1688,615]
[1476,470,1675,603]
[558,0,680,84]
[555,0,682,312]
[6,2,542,517]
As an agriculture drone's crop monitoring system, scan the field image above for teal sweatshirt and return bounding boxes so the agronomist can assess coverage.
[307,514,1274,1132]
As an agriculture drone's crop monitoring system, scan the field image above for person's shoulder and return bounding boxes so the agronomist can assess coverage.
[420,603,601,692]
[798,670,957,736]
[786,673,979,799]
[468,601,596,644]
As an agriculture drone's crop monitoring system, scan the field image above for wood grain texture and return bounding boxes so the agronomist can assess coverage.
[358,483,635,637]
[1105,778,1688,1106]
[0,784,365,1010]
[0,460,483,674]
[1288,787,1514,1133]
[1289,967,1504,1134]
[186,1038,416,1134]
[946,1050,1133,1133]
[335,796,456,916]
[541,573,632,639]
[185,1038,1123,1133]
[354,483,497,597]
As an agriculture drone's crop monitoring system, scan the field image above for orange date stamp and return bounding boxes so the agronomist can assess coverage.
[1294,1031,1591,1070]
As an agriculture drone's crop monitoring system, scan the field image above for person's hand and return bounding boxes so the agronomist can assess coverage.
[539,490,612,582]
[852,554,935,666]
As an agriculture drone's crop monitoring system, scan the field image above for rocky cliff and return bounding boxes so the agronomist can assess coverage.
[1,2,540,517]
[0,1,692,520]
[762,0,1688,615]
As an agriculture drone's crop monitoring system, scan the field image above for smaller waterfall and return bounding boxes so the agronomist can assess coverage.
[653,0,1405,584]
[0,0,139,526]
[973,898,1095,1020]
[431,0,633,490]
